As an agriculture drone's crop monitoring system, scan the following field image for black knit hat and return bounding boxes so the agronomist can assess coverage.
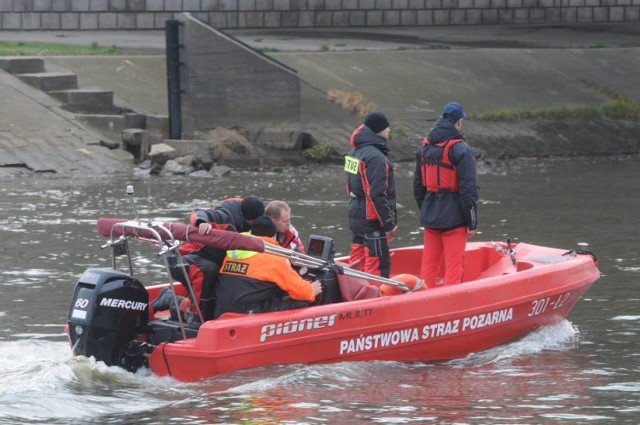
[364,112,390,134]
[241,196,265,220]
[250,216,277,237]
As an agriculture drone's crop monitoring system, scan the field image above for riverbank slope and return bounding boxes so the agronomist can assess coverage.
[1,23,639,177]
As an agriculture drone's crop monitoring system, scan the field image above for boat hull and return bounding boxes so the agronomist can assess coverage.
[147,242,599,382]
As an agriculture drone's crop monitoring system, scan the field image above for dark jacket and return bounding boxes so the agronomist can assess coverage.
[193,198,250,233]
[345,125,397,233]
[413,118,478,231]
[188,198,250,263]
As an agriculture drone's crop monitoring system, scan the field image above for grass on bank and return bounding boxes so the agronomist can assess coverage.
[327,89,376,116]
[474,80,640,121]
[0,41,121,56]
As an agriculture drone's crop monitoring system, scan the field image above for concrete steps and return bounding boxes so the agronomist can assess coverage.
[0,57,45,74]
[0,56,170,162]
[48,89,121,114]
[17,72,78,91]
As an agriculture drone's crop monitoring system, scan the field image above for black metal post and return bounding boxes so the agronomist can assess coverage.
[165,20,182,140]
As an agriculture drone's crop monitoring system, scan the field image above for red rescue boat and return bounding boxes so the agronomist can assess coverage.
[66,215,599,382]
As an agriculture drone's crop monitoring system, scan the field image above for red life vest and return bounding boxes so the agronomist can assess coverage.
[420,138,463,193]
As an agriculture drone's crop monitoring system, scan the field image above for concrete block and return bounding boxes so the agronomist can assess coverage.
[256,0,273,11]
[610,6,625,21]
[18,72,79,92]
[298,11,314,26]
[117,13,136,29]
[377,0,392,8]
[264,11,281,26]
[281,11,298,26]
[220,0,238,10]
[136,12,155,29]
[316,11,333,26]
[333,11,350,26]
[350,10,366,25]
[80,13,99,29]
[239,0,257,11]
[366,10,383,25]
[273,0,291,10]
[416,9,433,24]
[145,114,170,143]
[202,0,220,11]
[22,13,42,29]
[41,12,61,28]
[433,9,449,24]
[498,9,515,23]
[71,0,90,11]
[467,8,482,23]
[50,89,116,113]
[458,0,473,8]
[401,10,417,25]
[60,13,80,29]
[208,12,227,27]
[226,11,239,27]
[577,7,593,21]
[561,7,577,22]
[124,113,146,129]
[514,8,529,23]
[529,8,546,24]
[290,0,307,10]
[326,0,341,9]
[98,12,117,28]
[109,0,126,11]
[128,0,146,11]
[155,12,175,29]
[308,0,324,10]
[122,128,150,161]
[425,0,441,8]
[147,0,165,11]
[51,0,68,12]
[343,0,358,8]
[451,9,465,24]
[2,13,21,29]
[360,0,375,8]
[392,0,409,8]
[184,0,201,10]
[90,0,109,11]
[34,0,53,12]
[481,9,498,23]
[0,57,45,74]
[13,0,31,12]
[626,6,640,21]
[239,11,263,27]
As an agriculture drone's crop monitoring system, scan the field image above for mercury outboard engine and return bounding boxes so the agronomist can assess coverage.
[67,268,150,371]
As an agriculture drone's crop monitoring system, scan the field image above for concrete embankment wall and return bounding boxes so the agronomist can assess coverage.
[1,1,639,31]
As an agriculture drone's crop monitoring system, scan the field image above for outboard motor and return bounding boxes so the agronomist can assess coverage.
[67,268,150,370]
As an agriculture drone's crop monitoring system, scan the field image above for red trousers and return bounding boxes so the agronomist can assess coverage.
[348,230,391,278]
[420,227,468,287]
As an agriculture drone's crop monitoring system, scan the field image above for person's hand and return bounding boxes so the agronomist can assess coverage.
[387,225,398,238]
[198,223,212,235]
[311,280,323,297]
[467,228,477,237]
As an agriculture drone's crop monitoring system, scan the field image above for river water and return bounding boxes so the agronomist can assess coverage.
[0,156,638,424]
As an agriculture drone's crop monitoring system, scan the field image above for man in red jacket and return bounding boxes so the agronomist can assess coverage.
[265,200,305,253]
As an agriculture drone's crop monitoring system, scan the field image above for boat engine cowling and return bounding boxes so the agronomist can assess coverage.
[67,268,149,370]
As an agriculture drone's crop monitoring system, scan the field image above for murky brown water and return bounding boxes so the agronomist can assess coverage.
[0,157,638,424]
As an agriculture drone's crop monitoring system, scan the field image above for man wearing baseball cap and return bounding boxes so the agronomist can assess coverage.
[413,102,478,287]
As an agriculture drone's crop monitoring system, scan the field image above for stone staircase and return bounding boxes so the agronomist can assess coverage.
[0,56,168,161]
